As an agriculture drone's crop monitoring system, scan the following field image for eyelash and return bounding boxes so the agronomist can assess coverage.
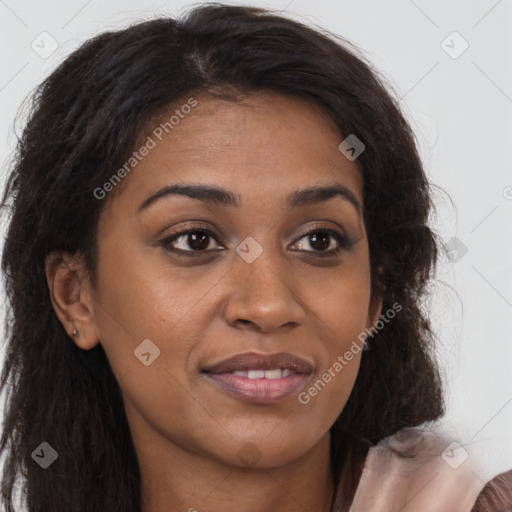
[160,223,352,258]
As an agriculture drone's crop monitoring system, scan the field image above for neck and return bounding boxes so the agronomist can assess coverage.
[126,404,335,512]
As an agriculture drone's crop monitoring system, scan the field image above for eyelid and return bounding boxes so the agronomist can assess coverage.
[291,222,346,242]
[161,223,224,253]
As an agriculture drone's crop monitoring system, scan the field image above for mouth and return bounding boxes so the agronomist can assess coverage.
[201,352,313,404]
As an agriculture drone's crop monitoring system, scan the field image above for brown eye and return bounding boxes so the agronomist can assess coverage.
[161,228,223,254]
[291,229,350,254]
[306,232,331,252]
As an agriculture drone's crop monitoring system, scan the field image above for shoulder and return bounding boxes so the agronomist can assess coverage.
[471,468,512,512]
[350,427,512,512]
[382,428,512,511]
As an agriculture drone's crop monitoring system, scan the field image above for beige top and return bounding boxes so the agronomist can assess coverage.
[347,428,512,512]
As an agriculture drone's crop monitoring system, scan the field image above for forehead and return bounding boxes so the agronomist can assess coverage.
[102,92,364,217]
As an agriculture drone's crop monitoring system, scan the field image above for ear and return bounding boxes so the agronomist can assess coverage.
[45,250,100,350]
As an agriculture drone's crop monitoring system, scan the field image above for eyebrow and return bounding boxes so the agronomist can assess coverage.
[137,182,362,215]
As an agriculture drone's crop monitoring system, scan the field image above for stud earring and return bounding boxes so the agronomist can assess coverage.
[72,328,78,337]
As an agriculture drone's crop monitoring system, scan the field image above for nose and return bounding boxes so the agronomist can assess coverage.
[222,253,306,333]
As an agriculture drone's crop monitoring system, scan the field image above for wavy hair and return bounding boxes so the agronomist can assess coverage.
[1,4,445,511]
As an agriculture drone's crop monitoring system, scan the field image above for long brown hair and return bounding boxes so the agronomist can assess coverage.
[1,4,443,511]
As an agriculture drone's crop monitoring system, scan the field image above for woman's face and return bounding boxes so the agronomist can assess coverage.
[72,92,381,468]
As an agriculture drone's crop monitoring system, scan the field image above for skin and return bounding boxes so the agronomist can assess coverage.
[46,92,382,512]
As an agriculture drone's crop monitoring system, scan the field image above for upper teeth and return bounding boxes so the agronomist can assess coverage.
[232,369,293,379]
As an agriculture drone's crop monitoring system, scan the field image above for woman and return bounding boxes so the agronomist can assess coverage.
[0,3,510,511]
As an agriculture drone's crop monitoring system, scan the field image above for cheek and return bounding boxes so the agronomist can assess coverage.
[301,267,370,406]
[296,325,364,438]
[91,246,231,425]
[93,241,219,346]
[91,258,220,450]
[308,262,372,344]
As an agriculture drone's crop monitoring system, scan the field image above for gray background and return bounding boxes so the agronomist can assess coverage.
[0,0,511,493]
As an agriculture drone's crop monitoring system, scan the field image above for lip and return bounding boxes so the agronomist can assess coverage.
[201,352,314,404]
[205,372,310,404]
[201,351,314,374]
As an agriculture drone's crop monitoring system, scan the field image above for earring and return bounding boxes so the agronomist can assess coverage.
[72,328,78,337]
